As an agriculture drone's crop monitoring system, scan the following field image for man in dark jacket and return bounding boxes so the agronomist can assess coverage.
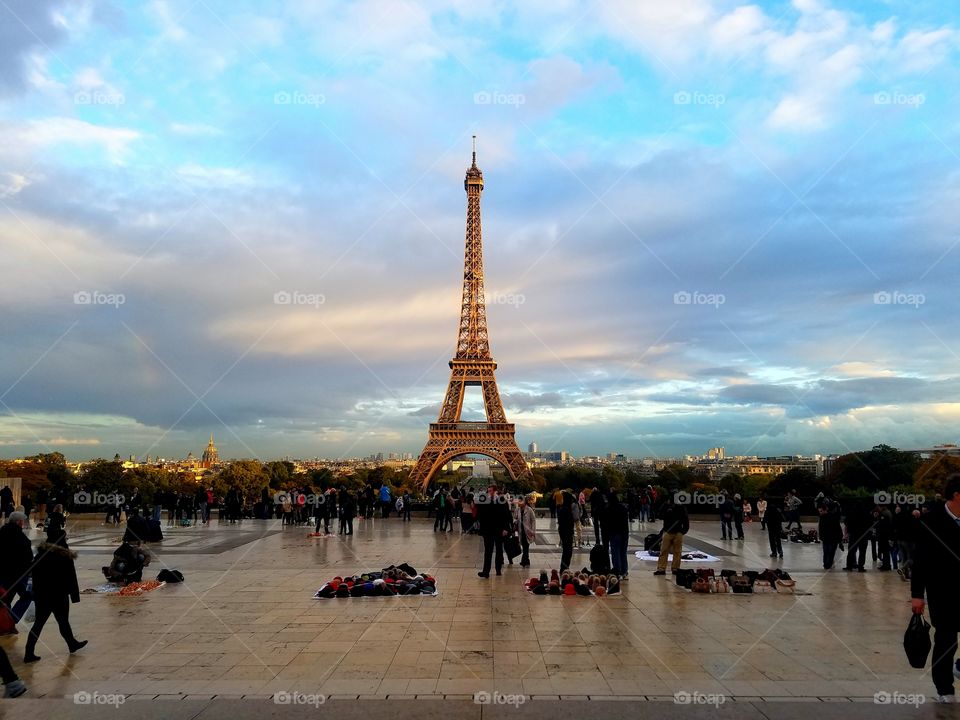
[476,486,512,577]
[843,502,873,571]
[818,502,843,569]
[767,503,784,558]
[911,475,960,703]
[0,512,34,623]
[589,487,607,546]
[606,491,630,578]
[23,537,87,663]
[653,495,689,575]
[557,492,575,571]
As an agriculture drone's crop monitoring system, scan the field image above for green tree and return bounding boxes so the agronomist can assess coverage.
[827,445,920,494]
[216,460,270,500]
[79,459,125,494]
[655,463,699,492]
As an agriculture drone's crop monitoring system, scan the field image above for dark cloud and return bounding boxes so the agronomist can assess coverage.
[0,0,66,95]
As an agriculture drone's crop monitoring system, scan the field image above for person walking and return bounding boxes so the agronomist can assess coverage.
[402,491,412,522]
[733,494,745,539]
[766,502,784,558]
[515,495,536,567]
[756,495,768,530]
[571,497,583,548]
[653,496,689,576]
[911,475,960,703]
[818,502,843,569]
[784,491,803,531]
[719,495,734,540]
[607,490,630,580]
[589,487,607,547]
[339,488,355,535]
[23,535,87,663]
[477,486,511,577]
[843,501,872,572]
[0,647,27,697]
[45,504,66,545]
[0,512,34,625]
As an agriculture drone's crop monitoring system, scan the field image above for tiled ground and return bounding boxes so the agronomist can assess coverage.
[0,513,939,712]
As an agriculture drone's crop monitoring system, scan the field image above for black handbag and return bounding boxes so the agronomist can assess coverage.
[504,534,521,560]
[903,613,932,669]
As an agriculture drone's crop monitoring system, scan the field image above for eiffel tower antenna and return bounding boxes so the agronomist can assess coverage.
[409,142,531,490]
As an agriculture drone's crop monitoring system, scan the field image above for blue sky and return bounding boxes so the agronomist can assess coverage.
[1,0,959,461]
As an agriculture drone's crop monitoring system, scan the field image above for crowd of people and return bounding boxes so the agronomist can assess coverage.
[1,476,960,702]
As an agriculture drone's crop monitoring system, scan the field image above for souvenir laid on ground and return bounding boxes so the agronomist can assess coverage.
[314,564,437,598]
[307,532,335,538]
[524,569,621,597]
[634,549,720,562]
[82,580,165,595]
[672,568,807,595]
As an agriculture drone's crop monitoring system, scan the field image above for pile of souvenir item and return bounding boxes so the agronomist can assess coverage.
[314,564,437,598]
[524,569,620,596]
[674,567,797,594]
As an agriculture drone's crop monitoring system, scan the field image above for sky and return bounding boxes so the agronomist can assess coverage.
[1,0,959,462]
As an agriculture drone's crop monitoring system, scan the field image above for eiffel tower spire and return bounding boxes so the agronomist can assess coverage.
[409,140,531,490]
[458,135,489,360]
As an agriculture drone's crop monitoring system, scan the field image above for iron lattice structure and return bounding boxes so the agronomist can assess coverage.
[409,144,531,490]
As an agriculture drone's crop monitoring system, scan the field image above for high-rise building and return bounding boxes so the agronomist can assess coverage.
[201,434,219,468]
[528,442,538,453]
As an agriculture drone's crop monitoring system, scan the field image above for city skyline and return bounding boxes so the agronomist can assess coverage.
[3,1,960,461]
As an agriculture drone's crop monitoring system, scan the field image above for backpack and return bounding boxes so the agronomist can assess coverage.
[589,544,610,574]
[644,533,662,552]
[395,498,404,512]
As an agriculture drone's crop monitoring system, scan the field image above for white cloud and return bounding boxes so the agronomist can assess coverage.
[1,117,140,163]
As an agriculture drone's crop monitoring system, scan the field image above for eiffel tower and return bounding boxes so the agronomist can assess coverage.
[409,139,531,490]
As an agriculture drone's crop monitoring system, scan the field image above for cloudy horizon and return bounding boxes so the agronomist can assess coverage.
[2,0,959,462]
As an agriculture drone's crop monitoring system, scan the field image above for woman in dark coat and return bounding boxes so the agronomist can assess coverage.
[23,537,87,663]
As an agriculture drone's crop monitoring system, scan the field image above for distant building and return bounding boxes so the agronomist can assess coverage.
[528,442,538,453]
[201,434,219,468]
[706,447,725,460]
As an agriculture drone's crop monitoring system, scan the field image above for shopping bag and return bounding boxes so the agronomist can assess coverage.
[903,613,931,669]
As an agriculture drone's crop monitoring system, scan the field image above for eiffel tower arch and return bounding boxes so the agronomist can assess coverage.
[409,140,532,490]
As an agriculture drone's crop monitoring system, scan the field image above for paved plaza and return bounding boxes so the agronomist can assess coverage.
[1,513,950,718]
